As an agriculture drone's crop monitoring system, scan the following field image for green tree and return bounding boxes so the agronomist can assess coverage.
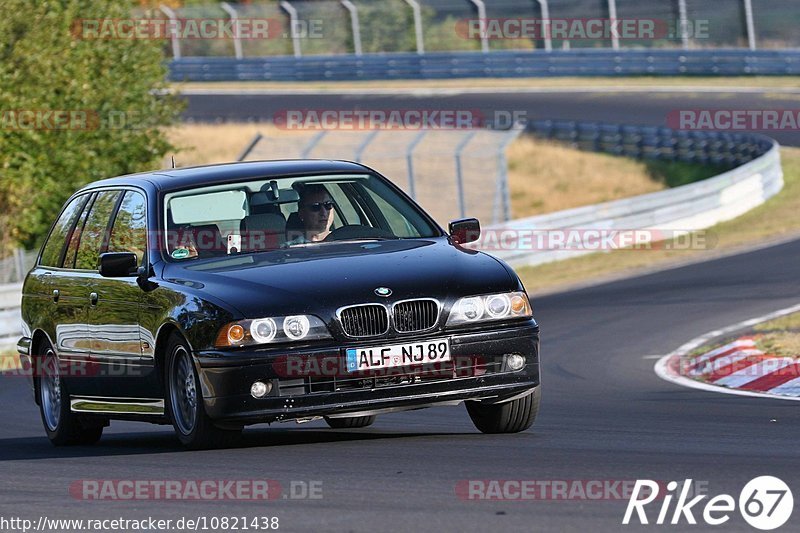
[0,0,182,254]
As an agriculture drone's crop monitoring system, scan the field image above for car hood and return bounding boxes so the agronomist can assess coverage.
[164,238,516,318]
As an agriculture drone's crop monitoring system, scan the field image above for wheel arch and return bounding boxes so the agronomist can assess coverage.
[30,329,56,406]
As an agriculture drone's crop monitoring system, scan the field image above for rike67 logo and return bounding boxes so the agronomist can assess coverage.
[623,476,793,530]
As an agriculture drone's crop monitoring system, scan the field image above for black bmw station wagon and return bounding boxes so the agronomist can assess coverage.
[18,160,540,448]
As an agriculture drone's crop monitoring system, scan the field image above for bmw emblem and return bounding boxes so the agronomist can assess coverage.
[375,287,392,297]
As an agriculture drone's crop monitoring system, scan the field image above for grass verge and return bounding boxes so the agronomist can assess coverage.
[517,147,800,295]
[753,312,800,358]
[0,350,19,371]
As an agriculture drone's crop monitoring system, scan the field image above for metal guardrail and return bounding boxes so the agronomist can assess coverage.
[155,1,799,57]
[478,123,783,267]
[0,249,38,285]
[0,283,23,345]
[169,49,800,82]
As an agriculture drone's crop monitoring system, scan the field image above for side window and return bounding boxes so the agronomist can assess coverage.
[361,186,422,237]
[325,183,362,226]
[40,194,90,267]
[74,191,122,270]
[63,193,96,269]
[108,191,147,267]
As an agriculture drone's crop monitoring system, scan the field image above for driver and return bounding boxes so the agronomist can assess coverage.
[286,184,336,244]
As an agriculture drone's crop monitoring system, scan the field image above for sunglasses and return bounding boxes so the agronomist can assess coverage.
[303,201,335,212]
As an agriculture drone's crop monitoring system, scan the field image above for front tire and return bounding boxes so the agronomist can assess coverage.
[324,415,376,429]
[37,342,103,446]
[466,387,540,434]
[165,333,241,449]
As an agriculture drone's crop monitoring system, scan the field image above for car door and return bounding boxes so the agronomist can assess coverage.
[65,189,123,398]
[35,193,93,365]
[86,189,149,398]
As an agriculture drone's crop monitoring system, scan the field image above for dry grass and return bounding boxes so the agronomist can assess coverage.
[507,137,666,217]
[753,312,800,358]
[0,352,19,371]
[517,147,800,295]
[174,76,800,92]
[757,332,800,358]
[755,313,800,332]
[165,123,269,167]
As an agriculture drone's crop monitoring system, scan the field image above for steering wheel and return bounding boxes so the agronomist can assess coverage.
[324,225,396,242]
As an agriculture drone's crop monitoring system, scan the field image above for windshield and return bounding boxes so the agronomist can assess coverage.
[162,173,441,261]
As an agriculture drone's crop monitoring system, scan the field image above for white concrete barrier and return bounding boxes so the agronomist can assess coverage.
[477,139,783,268]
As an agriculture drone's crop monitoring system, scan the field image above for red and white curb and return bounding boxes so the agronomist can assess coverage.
[655,303,800,401]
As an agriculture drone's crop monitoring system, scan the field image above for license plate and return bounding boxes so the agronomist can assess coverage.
[346,338,450,373]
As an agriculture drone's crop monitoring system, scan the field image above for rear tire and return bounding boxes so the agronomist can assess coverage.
[324,415,376,429]
[466,387,540,434]
[37,341,104,446]
[165,333,241,450]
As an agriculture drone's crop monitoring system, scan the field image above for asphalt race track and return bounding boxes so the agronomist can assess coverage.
[2,236,800,531]
[181,89,800,147]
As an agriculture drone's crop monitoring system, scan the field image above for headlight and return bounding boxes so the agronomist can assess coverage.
[446,291,532,326]
[215,315,330,348]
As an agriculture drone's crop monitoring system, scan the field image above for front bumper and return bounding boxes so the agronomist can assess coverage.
[16,336,34,395]
[195,321,540,424]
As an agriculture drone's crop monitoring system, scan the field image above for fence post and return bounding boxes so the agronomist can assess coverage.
[221,2,243,59]
[492,123,525,224]
[403,0,425,55]
[535,0,552,52]
[341,0,363,56]
[678,0,689,49]
[467,0,489,53]
[159,5,182,60]
[280,1,303,57]
[405,130,427,200]
[237,133,264,161]
[743,0,757,51]
[301,131,328,158]
[355,130,380,162]
[454,131,478,218]
[607,0,619,50]
[13,248,24,283]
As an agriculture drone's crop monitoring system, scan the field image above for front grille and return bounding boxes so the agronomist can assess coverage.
[393,299,439,333]
[339,304,389,337]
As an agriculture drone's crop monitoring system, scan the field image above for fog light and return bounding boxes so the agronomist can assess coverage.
[250,381,272,398]
[506,354,525,371]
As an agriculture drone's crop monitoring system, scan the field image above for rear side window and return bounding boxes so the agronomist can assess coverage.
[63,193,96,269]
[74,191,122,270]
[40,195,90,267]
[108,191,147,267]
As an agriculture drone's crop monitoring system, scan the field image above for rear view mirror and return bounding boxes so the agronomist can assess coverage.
[99,252,138,278]
[449,218,481,245]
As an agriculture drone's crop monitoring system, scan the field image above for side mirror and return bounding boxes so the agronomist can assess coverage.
[99,252,138,278]
[449,218,481,245]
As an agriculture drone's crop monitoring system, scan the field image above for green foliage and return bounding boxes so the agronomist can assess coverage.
[0,0,182,254]
[644,160,731,188]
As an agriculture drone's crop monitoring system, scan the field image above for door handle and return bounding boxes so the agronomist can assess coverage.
[52,289,59,303]
[89,292,98,306]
